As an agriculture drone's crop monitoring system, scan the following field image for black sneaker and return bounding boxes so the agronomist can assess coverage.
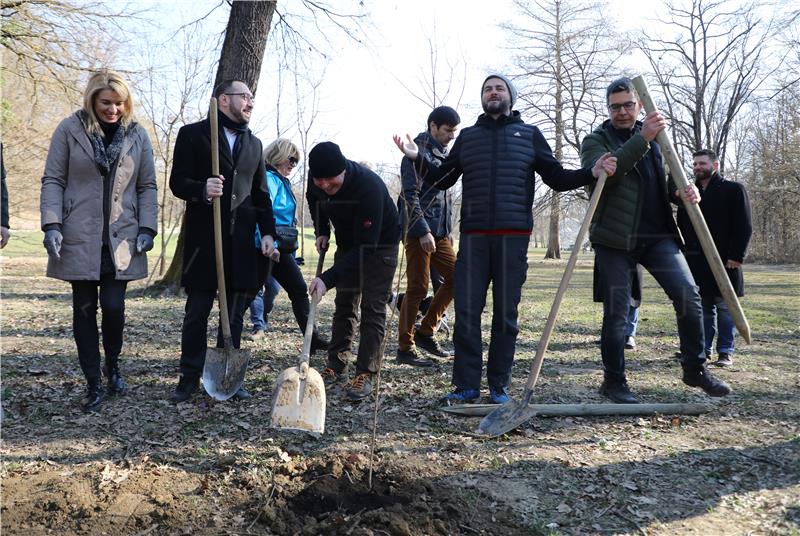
[713,353,733,367]
[345,373,373,401]
[415,331,452,357]
[170,376,199,403]
[682,366,731,397]
[599,380,639,404]
[396,348,434,367]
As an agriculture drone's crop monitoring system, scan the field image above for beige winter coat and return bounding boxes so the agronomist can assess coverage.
[40,113,158,281]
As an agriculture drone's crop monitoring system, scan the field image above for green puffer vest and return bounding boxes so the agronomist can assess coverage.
[580,120,680,251]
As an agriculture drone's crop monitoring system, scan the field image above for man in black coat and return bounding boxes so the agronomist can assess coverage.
[169,80,276,402]
[306,142,400,401]
[677,149,752,367]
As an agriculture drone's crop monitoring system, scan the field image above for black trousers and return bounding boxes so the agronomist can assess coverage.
[327,246,398,375]
[71,275,128,383]
[261,251,312,333]
[179,287,255,378]
[452,234,529,391]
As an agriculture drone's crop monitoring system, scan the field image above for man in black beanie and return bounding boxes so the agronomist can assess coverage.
[395,73,617,405]
[306,141,401,401]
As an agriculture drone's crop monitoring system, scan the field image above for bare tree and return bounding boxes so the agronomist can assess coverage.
[505,0,624,258]
[136,26,214,277]
[392,22,468,110]
[737,89,800,263]
[212,1,276,92]
[639,0,782,171]
[293,63,326,260]
[1,0,143,88]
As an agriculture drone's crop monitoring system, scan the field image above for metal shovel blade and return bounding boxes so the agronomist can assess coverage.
[270,362,326,434]
[203,346,250,401]
[477,391,537,437]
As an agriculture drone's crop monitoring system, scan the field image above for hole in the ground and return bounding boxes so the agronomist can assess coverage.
[288,473,411,516]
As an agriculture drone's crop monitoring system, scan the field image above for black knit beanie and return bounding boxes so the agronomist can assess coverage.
[482,74,517,109]
[309,141,346,178]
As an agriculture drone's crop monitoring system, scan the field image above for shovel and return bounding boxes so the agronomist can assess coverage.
[202,97,250,401]
[478,172,608,437]
[270,251,327,434]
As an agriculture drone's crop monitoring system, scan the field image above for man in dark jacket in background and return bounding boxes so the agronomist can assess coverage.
[306,142,400,401]
[396,105,460,368]
[581,77,730,404]
[169,80,276,403]
[677,149,752,368]
[395,74,616,405]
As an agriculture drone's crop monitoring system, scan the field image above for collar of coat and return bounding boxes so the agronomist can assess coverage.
[475,110,524,128]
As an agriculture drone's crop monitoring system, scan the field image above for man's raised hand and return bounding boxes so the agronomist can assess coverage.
[393,134,418,160]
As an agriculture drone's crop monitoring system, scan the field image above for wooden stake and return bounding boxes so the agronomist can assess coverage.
[631,75,751,344]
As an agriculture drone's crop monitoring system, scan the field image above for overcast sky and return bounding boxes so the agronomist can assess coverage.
[250,0,665,170]
[150,0,663,173]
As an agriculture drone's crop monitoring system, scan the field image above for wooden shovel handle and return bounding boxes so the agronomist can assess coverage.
[210,97,232,345]
[522,172,608,394]
[631,75,750,344]
[300,249,327,362]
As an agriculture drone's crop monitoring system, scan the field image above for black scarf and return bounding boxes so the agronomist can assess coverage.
[82,111,126,175]
[218,110,248,133]
[219,111,248,160]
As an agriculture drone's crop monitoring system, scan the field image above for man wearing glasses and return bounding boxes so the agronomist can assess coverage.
[580,77,731,404]
[169,80,276,403]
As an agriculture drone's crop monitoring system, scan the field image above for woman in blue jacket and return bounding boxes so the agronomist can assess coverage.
[250,139,328,352]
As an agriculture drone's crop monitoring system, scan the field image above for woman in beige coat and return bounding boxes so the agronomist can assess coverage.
[40,70,157,412]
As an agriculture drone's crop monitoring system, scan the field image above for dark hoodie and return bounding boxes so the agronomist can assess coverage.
[417,111,593,233]
[398,131,451,238]
[306,160,400,289]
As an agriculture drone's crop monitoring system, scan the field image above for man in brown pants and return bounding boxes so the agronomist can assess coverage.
[396,106,460,367]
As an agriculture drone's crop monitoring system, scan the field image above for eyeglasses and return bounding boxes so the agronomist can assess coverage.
[608,101,637,113]
[288,156,299,165]
[225,92,255,103]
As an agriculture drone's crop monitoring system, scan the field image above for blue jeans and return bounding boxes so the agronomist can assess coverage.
[702,296,735,355]
[595,239,705,383]
[625,305,639,338]
[249,276,281,331]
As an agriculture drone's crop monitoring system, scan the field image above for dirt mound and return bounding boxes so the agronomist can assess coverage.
[251,454,523,535]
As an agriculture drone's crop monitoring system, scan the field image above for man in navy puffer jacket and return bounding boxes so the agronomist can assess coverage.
[395,74,616,404]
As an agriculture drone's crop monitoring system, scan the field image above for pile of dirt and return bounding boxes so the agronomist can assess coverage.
[247,453,523,535]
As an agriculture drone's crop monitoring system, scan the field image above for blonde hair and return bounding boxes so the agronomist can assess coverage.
[263,138,300,169]
[82,69,134,136]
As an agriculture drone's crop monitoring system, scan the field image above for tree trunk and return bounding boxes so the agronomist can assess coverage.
[544,193,561,259]
[213,1,275,92]
[157,0,275,290]
[544,2,563,260]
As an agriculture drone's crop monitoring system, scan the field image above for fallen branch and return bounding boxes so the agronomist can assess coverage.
[442,402,712,418]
